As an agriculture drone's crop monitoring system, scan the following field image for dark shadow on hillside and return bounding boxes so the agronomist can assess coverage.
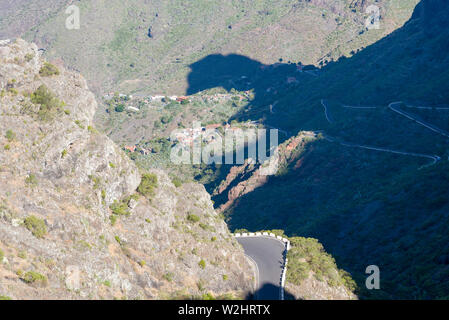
[186,55,319,195]
[187,0,449,133]
[245,283,296,300]
[187,53,319,131]
[186,0,449,299]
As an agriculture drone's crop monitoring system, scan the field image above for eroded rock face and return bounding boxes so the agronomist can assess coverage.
[286,274,357,300]
[0,39,252,300]
[214,132,317,213]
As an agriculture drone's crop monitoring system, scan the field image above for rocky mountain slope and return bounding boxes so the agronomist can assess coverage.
[3,0,439,301]
[0,39,254,300]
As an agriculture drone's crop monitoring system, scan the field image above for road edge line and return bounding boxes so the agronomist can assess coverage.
[234,232,291,300]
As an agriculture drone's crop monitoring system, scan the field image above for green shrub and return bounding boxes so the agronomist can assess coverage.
[201,293,215,300]
[109,200,130,216]
[61,149,67,158]
[8,88,18,96]
[199,223,213,231]
[339,269,357,292]
[114,236,122,245]
[89,175,101,190]
[25,173,38,186]
[197,280,205,291]
[163,272,174,282]
[187,214,200,223]
[102,280,111,287]
[25,53,34,62]
[171,177,182,188]
[30,85,64,120]
[286,236,356,291]
[115,104,125,112]
[39,62,60,77]
[222,274,228,281]
[22,271,48,286]
[198,259,206,269]
[109,197,133,225]
[74,120,85,129]
[4,144,10,151]
[0,295,12,300]
[18,251,27,259]
[24,215,47,238]
[137,173,158,198]
[139,260,146,267]
[5,130,15,142]
[109,214,118,226]
[0,248,4,261]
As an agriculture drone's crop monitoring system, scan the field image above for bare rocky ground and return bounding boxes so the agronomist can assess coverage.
[0,39,253,300]
[286,274,357,300]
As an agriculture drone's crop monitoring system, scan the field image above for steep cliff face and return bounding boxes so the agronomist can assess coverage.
[213,132,318,213]
[0,39,253,300]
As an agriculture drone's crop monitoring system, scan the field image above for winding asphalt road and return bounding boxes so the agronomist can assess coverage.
[319,99,443,167]
[236,237,286,300]
[321,99,334,123]
[388,102,449,138]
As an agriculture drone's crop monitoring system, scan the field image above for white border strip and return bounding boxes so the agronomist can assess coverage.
[234,232,290,250]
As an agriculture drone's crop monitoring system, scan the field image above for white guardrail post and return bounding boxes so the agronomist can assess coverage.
[233,232,291,300]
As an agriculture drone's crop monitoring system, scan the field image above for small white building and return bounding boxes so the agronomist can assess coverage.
[127,106,139,112]
[0,39,11,46]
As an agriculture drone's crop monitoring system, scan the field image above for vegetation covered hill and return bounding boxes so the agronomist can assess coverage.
[202,0,449,299]
[2,0,418,95]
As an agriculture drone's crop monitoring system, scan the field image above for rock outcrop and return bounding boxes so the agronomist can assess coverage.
[0,39,253,300]
[214,131,318,213]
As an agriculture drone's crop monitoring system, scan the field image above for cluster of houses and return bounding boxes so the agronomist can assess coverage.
[146,93,249,103]
[103,91,252,116]
[104,91,250,106]
[147,95,189,102]
[103,92,132,100]
[123,145,151,155]
[173,123,244,146]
